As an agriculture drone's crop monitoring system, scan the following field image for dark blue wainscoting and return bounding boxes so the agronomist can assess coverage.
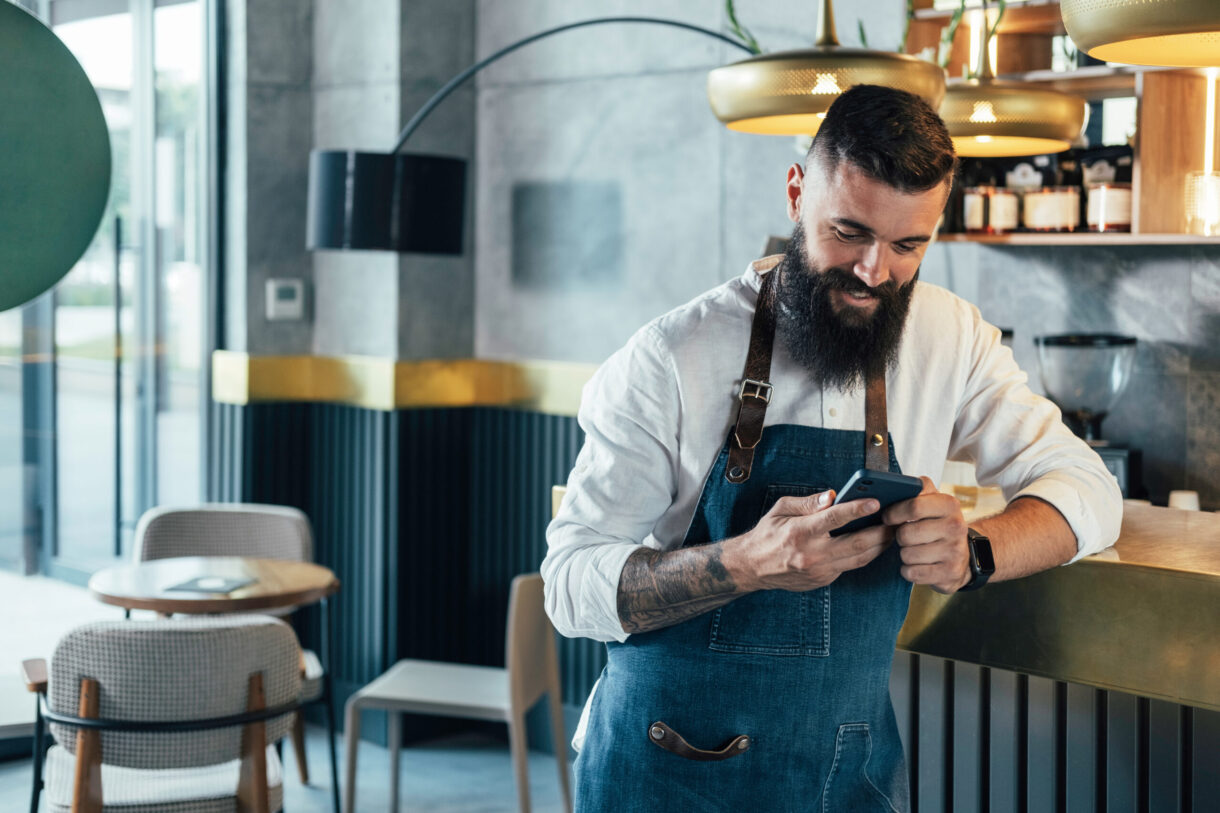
[207,402,602,745]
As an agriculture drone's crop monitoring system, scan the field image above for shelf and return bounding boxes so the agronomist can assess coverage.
[913,0,1066,36]
[935,233,1220,246]
[957,64,1147,99]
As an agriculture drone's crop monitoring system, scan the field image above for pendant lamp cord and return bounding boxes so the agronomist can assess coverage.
[392,17,756,153]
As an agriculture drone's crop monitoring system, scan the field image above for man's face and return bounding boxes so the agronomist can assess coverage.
[775,158,949,390]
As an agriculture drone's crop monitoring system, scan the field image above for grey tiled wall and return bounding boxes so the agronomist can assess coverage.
[923,242,1220,506]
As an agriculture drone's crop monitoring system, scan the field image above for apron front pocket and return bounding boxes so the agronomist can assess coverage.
[709,482,831,657]
[821,723,901,813]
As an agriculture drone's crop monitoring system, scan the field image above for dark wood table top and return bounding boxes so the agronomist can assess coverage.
[88,556,340,614]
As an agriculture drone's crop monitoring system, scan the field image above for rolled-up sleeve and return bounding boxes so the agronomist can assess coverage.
[948,312,1123,561]
[542,325,682,642]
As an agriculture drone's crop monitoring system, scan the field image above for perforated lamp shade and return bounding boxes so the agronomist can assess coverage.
[707,47,947,136]
[941,80,1089,157]
[1061,0,1220,68]
[0,3,111,313]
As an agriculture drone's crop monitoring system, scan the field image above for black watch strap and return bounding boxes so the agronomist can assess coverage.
[959,528,995,592]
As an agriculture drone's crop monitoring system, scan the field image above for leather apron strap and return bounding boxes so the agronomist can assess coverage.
[725,258,891,484]
[724,262,778,484]
[864,372,890,471]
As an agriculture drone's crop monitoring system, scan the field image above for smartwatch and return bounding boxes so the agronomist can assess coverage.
[959,528,995,591]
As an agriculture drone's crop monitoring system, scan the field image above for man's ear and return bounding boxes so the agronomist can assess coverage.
[786,163,805,223]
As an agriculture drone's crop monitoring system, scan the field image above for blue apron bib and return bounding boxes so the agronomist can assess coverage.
[575,425,911,810]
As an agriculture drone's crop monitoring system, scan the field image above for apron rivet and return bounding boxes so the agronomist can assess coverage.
[728,465,744,480]
[870,434,884,447]
[737,737,749,749]
[650,726,665,740]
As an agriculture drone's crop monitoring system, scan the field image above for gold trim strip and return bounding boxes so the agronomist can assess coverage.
[211,350,596,415]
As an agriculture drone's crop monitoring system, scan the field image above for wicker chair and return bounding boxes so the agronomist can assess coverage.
[22,615,302,813]
[131,503,338,808]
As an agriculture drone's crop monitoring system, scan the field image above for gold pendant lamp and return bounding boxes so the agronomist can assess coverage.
[1061,0,1220,68]
[706,0,946,136]
[940,2,1088,157]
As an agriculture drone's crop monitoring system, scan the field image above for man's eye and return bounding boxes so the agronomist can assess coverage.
[894,242,918,254]
[834,230,864,242]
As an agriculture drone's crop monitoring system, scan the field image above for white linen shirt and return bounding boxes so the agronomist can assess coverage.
[542,263,1123,646]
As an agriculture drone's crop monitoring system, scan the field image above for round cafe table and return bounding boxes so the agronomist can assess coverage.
[87,555,343,812]
[88,555,339,614]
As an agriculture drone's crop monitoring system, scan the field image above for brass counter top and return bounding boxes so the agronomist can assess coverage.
[898,504,1220,711]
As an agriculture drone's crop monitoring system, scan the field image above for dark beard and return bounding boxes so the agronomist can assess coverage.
[774,222,917,392]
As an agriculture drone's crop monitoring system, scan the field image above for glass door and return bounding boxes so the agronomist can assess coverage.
[43,0,206,581]
[0,308,23,572]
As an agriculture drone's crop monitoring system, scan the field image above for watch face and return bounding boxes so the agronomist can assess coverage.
[970,532,996,574]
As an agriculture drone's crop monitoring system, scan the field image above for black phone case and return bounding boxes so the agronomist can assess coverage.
[829,468,924,537]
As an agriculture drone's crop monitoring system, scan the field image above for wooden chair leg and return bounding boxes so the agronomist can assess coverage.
[387,710,401,813]
[71,677,103,813]
[547,690,572,812]
[237,673,270,813]
[342,697,361,813]
[291,710,310,784]
[508,710,531,813]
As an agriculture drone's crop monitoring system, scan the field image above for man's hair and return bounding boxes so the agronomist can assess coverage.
[808,84,956,193]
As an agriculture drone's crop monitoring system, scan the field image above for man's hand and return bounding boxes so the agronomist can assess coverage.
[728,490,892,593]
[618,488,895,635]
[883,476,971,593]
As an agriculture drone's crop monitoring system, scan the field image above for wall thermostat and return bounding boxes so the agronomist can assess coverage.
[265,278,305,321]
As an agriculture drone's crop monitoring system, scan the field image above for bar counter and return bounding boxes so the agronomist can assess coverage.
[899,503,1220,712]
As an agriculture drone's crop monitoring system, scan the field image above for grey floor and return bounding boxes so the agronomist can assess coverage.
[0,724,572,812]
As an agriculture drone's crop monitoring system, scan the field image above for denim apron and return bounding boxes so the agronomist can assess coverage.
[575,265,913,811]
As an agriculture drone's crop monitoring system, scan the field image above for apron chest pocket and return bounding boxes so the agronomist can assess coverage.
[709,483,831,657]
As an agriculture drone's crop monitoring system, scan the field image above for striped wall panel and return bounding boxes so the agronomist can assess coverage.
[207,402,248,502]
[209,402,397,731]
[890,651,1220,813]
[306,404,395,709]
[395,408,473,667]
[466,407,601,708]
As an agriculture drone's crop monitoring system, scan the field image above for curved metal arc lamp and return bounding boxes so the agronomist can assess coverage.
[306,16,755,255]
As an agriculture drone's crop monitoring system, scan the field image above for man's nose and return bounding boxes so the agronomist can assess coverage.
[853,243,890,288]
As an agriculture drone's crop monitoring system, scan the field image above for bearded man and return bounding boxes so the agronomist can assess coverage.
[543,84,1121,811]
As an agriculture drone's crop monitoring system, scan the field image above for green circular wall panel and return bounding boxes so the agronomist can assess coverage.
[0,2,111,313]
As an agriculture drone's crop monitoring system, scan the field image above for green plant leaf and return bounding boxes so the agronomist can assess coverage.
[724,0,763,54]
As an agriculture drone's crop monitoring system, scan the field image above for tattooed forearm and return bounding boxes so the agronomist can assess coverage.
[617,543,745,634]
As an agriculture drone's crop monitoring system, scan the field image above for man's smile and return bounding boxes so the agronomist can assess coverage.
[831,286,880,313]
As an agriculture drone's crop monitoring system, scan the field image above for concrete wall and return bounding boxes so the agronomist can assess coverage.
[228,0,475,359]
[310,0,476,360]
[225,0,314,354]
[472,0,904,364]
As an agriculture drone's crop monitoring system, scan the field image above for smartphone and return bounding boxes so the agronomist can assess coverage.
[829,468,924,537]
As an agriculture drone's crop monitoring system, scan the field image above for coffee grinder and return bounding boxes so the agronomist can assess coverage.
[1034,333,1143,497]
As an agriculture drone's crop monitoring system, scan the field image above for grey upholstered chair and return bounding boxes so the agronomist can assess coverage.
[131,503,337,804]
[22,614,301,813]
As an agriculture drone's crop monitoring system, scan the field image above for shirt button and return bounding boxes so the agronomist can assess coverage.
[829,407,837,417]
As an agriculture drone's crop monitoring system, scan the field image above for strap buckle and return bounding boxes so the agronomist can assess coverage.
[738,378,772,404]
